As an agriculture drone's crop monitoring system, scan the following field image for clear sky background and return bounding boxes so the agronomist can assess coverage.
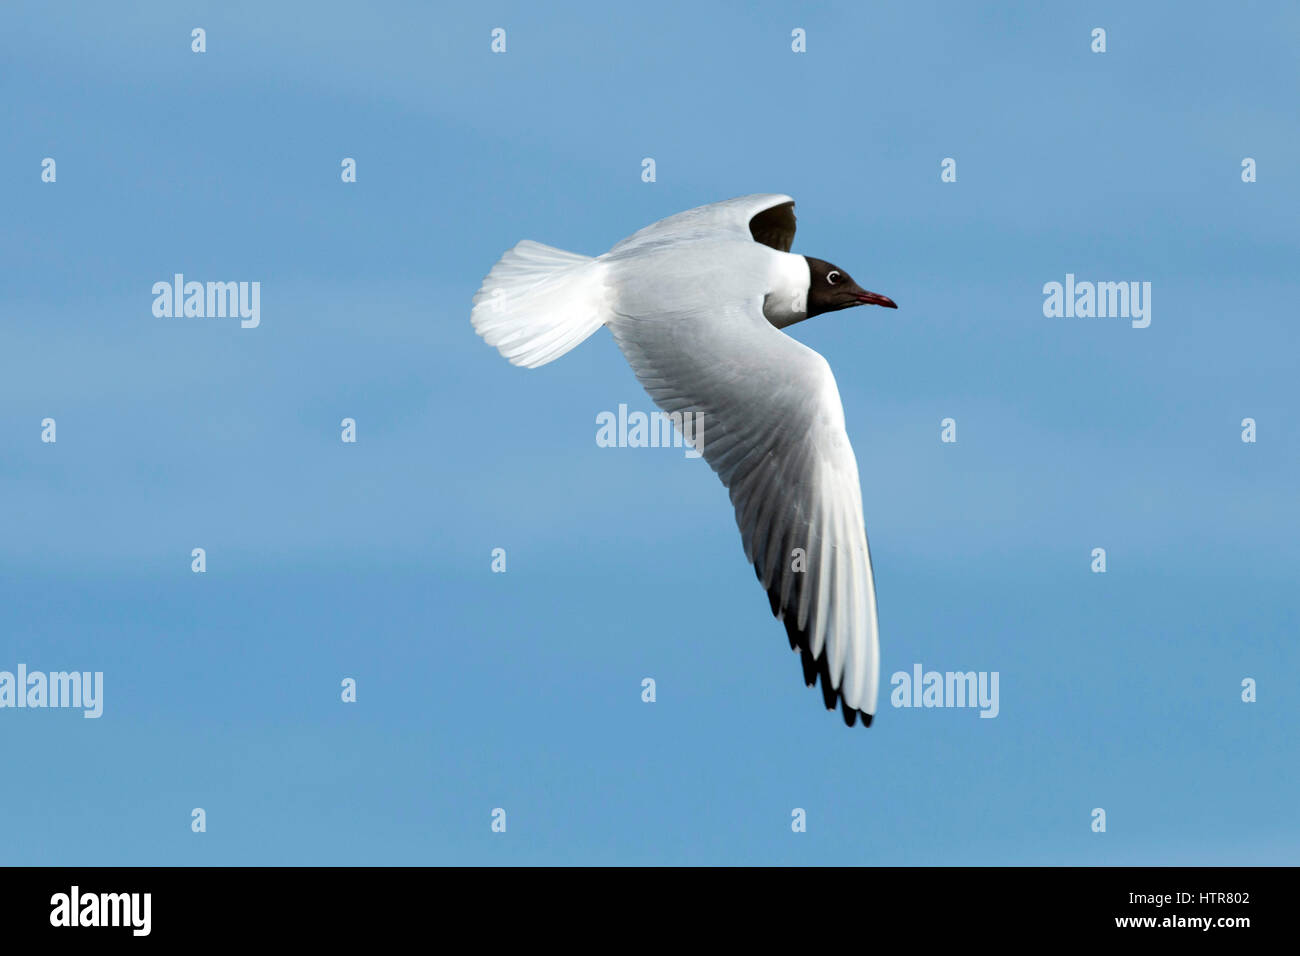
[2,1,1296,865]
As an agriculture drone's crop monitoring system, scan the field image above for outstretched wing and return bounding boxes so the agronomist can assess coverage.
[608,297,880,725]
[609,194,797,256]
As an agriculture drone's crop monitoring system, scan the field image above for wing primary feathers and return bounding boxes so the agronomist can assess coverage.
[747,201,797,253]
[841,698,858,727]
[776,588,874,727]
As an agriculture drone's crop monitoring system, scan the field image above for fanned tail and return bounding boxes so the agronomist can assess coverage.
[471,240,608,368]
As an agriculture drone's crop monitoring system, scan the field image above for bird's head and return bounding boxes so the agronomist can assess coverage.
[804,256,897,317]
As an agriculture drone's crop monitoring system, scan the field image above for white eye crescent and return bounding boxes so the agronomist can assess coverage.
[827,270,841,285]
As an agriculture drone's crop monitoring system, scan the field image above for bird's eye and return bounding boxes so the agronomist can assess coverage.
[827,271,841,285]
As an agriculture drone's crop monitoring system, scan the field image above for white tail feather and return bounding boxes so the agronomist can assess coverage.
[471,240,608,368]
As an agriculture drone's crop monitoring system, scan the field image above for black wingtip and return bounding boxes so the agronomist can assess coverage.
[842,697,875,729]
[818,662,838,710]
[774,582,875,729]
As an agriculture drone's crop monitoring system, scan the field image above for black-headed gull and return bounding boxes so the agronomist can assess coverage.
[471,194,896,727]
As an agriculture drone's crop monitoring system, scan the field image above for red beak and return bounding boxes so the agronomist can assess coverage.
[856,291,898,309]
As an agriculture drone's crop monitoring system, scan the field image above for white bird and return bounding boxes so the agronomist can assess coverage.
[471,194,897,726]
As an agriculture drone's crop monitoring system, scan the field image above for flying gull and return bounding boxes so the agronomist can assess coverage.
[471,194,896,726]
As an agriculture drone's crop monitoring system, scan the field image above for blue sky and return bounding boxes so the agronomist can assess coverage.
[1,0,1296,864]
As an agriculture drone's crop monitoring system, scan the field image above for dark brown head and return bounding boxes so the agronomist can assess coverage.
[804,256,897,318]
